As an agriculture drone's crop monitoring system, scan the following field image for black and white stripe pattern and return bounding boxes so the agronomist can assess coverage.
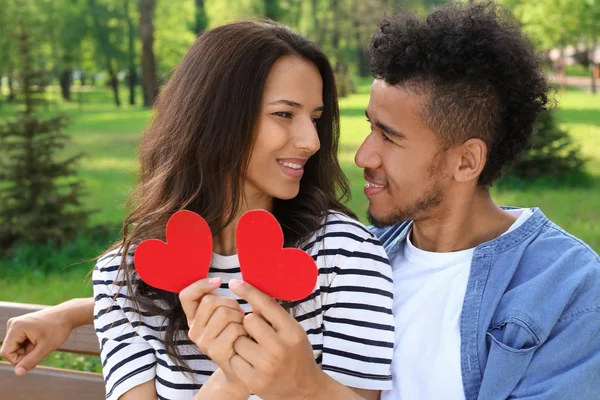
[93,211,394,399]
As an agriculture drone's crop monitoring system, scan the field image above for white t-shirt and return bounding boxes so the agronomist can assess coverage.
[382,208,534,400]
[93,211,395,400]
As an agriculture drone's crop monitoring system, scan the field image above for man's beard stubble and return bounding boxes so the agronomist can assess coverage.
[367,179,444,228]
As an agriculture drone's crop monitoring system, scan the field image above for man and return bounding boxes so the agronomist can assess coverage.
[3,2,599,399]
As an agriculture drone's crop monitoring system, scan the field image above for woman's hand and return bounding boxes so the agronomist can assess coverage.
[0,298,94,375]
[225,279,323,400]
[179,278,250,398]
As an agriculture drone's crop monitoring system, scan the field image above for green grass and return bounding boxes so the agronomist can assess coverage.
[1,79,599,372]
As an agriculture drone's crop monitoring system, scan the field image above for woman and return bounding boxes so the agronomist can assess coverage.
[1,21,393,400]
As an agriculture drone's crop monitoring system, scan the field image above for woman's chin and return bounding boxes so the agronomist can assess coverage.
[272,187,301,201]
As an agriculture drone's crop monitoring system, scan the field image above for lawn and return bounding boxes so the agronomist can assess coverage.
[0,80,599,371]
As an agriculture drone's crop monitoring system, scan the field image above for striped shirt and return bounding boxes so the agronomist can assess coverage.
[93,211,395,400]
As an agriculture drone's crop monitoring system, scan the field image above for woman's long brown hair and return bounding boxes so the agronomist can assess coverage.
[111,20,355,368]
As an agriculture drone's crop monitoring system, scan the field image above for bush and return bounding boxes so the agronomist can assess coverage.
[0,223,121,278]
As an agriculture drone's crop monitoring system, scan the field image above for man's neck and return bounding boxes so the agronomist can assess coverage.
[411,189,517,253]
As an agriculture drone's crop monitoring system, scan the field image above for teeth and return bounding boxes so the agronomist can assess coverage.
[279,161,303,170]
[365,182,384,189]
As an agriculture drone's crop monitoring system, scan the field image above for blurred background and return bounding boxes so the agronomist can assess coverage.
[0,0,599,372]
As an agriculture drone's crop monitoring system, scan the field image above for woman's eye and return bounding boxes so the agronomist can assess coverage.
[311,117,321,125]
[274,112,293,118]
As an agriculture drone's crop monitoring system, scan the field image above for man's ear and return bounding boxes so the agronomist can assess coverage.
[452,138,488,183]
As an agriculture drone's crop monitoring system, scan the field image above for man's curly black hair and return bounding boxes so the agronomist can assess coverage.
[369,1,550,186]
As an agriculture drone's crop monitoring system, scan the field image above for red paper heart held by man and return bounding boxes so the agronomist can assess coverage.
[133,209,318,301]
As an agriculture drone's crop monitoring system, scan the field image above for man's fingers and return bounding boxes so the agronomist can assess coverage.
[0,325,30,365]
[228,279,291,330]
[14,342,49,375]
[179,278,222,324]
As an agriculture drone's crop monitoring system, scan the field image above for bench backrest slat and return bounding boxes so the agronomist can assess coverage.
[0,361,105,400]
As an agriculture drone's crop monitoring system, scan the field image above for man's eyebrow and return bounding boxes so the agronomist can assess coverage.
[365,110,407,140]
[269,99,323,112]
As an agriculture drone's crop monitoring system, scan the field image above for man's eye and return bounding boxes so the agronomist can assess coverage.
[381,132,393,143]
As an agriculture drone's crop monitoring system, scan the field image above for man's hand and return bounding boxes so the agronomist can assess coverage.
[227,279,325,400]
[0,305,76,375]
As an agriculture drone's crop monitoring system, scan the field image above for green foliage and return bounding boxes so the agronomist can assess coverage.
[503,110,589,186]
[0,25,92,250]
[501,0,600,52]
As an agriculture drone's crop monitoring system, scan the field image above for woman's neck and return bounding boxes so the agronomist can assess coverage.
[212,192,273,256]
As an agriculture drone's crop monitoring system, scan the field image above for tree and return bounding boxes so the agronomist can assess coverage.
[139,0,159,107]
[88,0,126,107]
[505,110,588,184]
[0,22,90,249]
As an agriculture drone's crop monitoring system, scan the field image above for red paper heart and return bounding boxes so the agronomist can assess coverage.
[134,210,213,293]
[236,210,318,301]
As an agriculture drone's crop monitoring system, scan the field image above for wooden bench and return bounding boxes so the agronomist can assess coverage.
[0,301,105,400]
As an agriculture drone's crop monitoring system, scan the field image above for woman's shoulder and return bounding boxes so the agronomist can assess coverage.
[318,210,377,241]
[93,248,132,283]
[301,210,387,262]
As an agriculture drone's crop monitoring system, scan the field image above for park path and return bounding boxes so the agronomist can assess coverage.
[548,73,599,92]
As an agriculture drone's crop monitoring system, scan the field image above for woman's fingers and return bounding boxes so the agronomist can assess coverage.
[208,322,248,373]
[189,305,245,353]
[178,278,222,325]
[192,294,244,329]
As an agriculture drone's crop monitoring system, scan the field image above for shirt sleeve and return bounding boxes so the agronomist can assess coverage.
[320,235,395,391]
[93,253,157,400]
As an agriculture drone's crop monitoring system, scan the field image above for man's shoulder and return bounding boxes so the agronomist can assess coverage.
[521,217,600,274]
[495,215,600,334]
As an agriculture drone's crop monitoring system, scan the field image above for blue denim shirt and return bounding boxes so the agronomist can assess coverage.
[371,208,600,399]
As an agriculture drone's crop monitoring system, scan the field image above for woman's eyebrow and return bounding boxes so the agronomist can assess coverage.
[269,99,324,112]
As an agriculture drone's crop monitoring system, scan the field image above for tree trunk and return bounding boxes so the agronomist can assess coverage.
[195,0,208,35]
[107,66,121,107]
[59,67,72,101]
[7,62,15,103]
[139,0,158,107]
[591,37,598,94]
[124,0,137,105]
[559,46,567,92]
